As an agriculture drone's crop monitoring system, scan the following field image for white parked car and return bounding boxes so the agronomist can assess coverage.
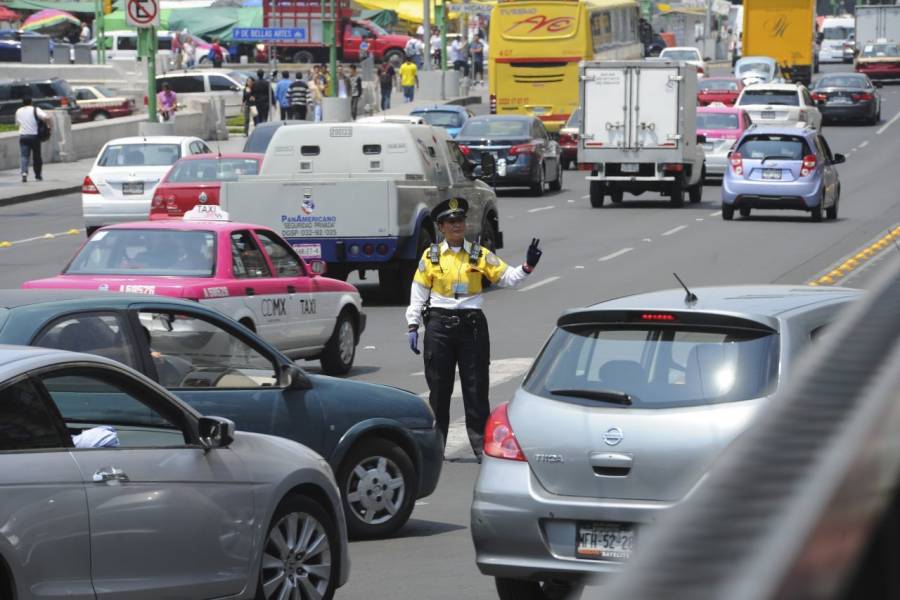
[735,82,822,130]
[82,136,212,236]
[156,69,249,118]
[659,46,708,77]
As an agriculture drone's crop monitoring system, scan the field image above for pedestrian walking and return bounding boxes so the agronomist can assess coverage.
[349,64,363,119]
[251,69,272,124]
[405,34,424,69]
[80,21,91,43]
[156,82,177,122]
[16,96,51,183]
[275,71,292,120]
[359,35,370,61]
[470,35,485,84]
[430,31,442,67]
[378,62,395,111]
[450,37,466,75]
[335,64,351,99]
[182,37,196,69]
[406,198,542,460]
[242,77,255,135]
[309,74,325,122]
[399,56,418,103]
[288,72,309,120]
[210,37,224,68]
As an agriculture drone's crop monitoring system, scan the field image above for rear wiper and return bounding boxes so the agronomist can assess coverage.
[761,155,793,163]
[548,388,633,405]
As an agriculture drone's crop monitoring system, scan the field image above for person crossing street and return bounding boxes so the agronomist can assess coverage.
[406,198,542,461]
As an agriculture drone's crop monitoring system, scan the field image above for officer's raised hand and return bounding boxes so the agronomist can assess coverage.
[526,238,542,270]
[408,326,421,355]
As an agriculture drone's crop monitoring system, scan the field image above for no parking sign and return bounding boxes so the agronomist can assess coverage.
[125,0,160,28]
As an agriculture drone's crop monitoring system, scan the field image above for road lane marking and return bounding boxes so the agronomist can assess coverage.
[662,225,688,236]
[518,276,560,292]
[0,228,82,247]
[567,199,575,203]
[574,265,585,269]
[876,111,900,135]
[528,205,555,213]
[709,210,721,217]
[695,218,704,222]
[581,194,590,199]
[859,140,869,149]
[808,226,900,286]
[598,247,633,262]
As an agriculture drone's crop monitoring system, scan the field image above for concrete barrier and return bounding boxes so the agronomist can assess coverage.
[322,97,352,122]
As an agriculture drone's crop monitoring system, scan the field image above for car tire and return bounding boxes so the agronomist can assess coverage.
[610,188,624,204]
[292,50,315,64]
[669,180,684,207]
[382,227,432,303]
[549,162,563,192]
[319,310,357,376]
[810,198,823,222]
[688,175,703,204]
[495,577,584,600]
[739,207,751,218]
[91,111,110,121]
[338,438,417,540]
[530,164,545,196]
[589,181,605,208]
[383,49,404,65]
[722,204,734,220]
[256,494,339,600]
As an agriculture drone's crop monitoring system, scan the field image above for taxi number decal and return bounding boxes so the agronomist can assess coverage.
[203,286,229,298]
[300,299,316,315]
[262,298,287,317]
[119,284,155,294]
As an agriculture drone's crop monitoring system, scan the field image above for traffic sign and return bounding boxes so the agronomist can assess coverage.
[232,27,309,42]
[126,0,160,28]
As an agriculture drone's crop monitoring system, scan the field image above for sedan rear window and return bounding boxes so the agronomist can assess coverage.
[698,79,739,91]
[861,43,900,58]
[65,229,216,277]
[166,158,260,182]
[736,134,809,160]
[414,111,465,128]
[660,49,701,62]
[738,90,799,106]
[98,144,182,167]
[697,113,740,130]
[524,324,778,408]
[460,119,530,138]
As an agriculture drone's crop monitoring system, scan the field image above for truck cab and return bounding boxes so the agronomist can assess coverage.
[341,19,410,64]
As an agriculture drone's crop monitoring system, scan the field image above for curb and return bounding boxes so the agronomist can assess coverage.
[0,185,82,209]
[808,225,900,286]
[446,95,483,107]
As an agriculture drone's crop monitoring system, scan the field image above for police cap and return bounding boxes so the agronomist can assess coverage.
[432,197,469,222]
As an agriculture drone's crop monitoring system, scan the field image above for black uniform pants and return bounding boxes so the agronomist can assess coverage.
[424,309,490,459]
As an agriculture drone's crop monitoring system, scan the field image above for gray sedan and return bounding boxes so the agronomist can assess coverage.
[471,285,860,599]
[0,345,349,600]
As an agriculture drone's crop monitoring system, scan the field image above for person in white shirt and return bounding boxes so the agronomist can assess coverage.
[183,39,196,69]
[15,97,51,183]
[450,38,463,72]
[430,33,441,67]
[80,22,90,43]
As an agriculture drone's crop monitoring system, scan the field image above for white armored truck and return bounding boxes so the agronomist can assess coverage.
[578,60,706,207]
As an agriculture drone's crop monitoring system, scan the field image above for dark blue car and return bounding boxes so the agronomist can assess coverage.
[0,289,442,539]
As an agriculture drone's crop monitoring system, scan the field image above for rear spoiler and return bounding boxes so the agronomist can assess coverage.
[556,310,777,334]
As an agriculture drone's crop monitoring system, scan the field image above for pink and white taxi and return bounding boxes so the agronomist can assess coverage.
[23,206,365,375]
[697,105,753,180]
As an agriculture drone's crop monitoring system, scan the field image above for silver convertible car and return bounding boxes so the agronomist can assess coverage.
[0,345,349,600]
[471,285,861,600]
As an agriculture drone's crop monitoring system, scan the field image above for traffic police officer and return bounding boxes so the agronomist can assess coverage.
[406,197,542,460]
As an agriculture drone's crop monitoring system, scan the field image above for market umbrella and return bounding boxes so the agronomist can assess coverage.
[0,6,20,22]
[22,8,80,34]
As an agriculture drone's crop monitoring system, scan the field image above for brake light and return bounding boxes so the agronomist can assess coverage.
[800,154,817,177]
[490,94,496,115]
[82,175,99,194]
[508,143,537,156]
[851,92,874,102]
[662,163,684,173]
[811,92,827,102]
[151,193,163,208]
[458,144,470,157]
[483,403,526,462]
[641,313,677,321]
[730,152,743,175]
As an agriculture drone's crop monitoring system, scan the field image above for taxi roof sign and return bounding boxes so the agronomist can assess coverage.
[184,205,230,222]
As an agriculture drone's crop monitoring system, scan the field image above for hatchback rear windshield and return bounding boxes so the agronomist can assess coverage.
[661,50,700,61]
[698,79,739,91]
[414,111,465,128]
[524,324,779,408]
[65,229,216,277]
[736,134,810,160]
[98,143,182,167]
[739,90,799,106]
[822,26,853,40]
[166,158,260,182]
[736,62,773,75]
[460,119,530,138]
[697,113,740,130]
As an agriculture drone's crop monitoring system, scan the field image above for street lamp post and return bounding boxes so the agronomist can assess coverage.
[423,0,431,71]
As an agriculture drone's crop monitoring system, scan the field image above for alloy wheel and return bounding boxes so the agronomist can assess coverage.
[261,511,332,600]
[337,320,355,367]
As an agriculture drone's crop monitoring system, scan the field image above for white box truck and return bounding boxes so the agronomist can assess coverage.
[219,122,502,301]
[855,5,900,46]
[578,60,706,208]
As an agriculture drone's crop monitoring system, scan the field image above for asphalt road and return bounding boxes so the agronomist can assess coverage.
[0,64,898,600]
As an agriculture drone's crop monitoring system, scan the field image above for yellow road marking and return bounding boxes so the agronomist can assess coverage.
[809,226,900,286]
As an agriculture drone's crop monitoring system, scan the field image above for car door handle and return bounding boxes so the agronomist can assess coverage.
[589,452,633,477]
[92,467,130,483]
[287,285,296,294]
[245,287,255,296]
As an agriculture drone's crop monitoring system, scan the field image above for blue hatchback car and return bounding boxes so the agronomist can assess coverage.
[409,105,473,138]
[721,125,845,222]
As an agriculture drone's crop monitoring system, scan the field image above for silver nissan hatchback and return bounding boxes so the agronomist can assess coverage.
[471,285,861,600]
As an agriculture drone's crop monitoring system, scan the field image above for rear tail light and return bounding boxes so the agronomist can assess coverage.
[800,154,817,177]
[851,92,874,102]
[508,143,537,156]
[730,152,743,175]
[151,193,163,208]
[661,163,684,173]
[82,175,99,194]
[484,403,526,462]
[641,313,677,321]
[811,92,827,102]
[490,94,496,115]
[458,144,470,157]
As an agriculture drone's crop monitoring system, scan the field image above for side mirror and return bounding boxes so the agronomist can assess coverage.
[461,159,476,179]
[481,152,496,179]
[198,416,235,449]
[307,259,327,276]
[832,153,846,165]
[697,134,707,144]
[281,363,313,390]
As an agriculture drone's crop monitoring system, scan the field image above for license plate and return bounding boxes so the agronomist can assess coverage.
[576,522,635,561]
[292,243,322,258]
[122,182,143,195]
[621,163,640,173]
[760,110,776,119]
[830,96,852,104]
[763,169,782,180]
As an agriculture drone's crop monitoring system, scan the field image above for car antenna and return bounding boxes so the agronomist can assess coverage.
[673,273,698,305]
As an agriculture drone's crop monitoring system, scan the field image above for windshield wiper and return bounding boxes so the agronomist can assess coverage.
[548,388,633,405]
[761,155,793,163]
